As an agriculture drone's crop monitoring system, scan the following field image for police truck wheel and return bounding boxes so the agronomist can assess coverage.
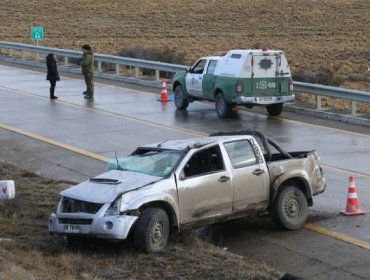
[134,208,170,253]
[271,186,308,230]
[174,85,189,110]
[215,93,232,118]
[266,103,283,116]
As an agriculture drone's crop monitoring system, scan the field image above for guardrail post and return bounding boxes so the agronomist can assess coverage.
[9,49,13,57]
[97,61,102,72]
[155,69,160,81]
[134,67,140,78]
[115,64,120,75]
[21,50,25,60]
[316,95,322,110]
[64,57,68,66]
[351,101,357,115]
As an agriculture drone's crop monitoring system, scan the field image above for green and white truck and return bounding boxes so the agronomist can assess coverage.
[173,48,294,118]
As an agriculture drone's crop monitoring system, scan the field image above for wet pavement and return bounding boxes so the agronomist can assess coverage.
[1,63,370,279]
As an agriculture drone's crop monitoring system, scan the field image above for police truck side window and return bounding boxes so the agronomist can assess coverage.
[193,59,206,74]
[206,60,218,74]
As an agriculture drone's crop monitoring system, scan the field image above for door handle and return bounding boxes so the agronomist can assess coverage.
[253,169,265,176]
[218,176,230,183]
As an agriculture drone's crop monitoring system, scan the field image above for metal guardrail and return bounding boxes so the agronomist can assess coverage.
[0,41,187,81]
[293,81,370,114]
[0,41,369,115]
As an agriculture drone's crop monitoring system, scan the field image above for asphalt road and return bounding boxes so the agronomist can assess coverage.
[1,64,370,279]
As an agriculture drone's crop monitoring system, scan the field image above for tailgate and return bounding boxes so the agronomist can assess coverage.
[251,54,280,96]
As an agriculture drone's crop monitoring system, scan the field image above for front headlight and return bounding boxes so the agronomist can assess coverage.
[105,197,122,216]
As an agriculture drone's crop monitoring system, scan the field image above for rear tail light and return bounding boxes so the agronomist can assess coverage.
[236,79,243,94]
[289,78,294,92]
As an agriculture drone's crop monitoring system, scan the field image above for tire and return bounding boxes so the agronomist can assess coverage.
[271,186,308,230]
[174,85,189,110]
[134,208,170,253]
[266,103,283,116]
[215,93,232,118]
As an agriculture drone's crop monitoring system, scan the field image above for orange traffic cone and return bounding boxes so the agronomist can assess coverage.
[158,80,169,102]
[340,176,365,216]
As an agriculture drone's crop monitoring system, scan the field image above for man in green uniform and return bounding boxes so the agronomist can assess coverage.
[81,44,95,99]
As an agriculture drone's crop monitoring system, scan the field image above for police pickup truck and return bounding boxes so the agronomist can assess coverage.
[49,131,325,253]
[173,48,294,118]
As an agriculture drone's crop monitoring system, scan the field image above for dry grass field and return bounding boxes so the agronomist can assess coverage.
[0,0,369,91]
[0,162,281,279]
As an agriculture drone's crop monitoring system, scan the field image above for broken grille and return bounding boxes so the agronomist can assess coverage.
[61,197,104,214]
[59,218,93,225]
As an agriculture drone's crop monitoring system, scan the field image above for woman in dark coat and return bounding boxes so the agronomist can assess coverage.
[46,53,60,99]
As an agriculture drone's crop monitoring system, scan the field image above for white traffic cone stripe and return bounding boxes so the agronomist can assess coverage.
[348,193,358,199]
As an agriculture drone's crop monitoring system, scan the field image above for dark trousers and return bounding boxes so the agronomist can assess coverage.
[49,80,56,98]
[84,73,94,96]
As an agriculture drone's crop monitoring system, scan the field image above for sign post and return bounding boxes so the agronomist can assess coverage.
[31,26,44,60]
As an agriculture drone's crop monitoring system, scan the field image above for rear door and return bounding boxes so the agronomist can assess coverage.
[251,53,280,99]
[223,139,270,211]
[202,59,218,99]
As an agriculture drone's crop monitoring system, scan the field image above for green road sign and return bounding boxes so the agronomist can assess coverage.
[31,26,44,41]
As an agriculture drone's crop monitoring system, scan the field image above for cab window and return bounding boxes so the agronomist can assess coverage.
[191,59,207,74]
[224,140,257,168]
[183,145,224,177]
[206,60,218,74]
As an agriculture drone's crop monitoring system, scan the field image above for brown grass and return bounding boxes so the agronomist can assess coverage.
[0,0,369,91]
[0,162,281,279]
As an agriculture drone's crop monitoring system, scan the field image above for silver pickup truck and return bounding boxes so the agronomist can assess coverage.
[49,131,326,252]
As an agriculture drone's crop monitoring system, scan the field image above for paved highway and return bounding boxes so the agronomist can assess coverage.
[1,64,370,279]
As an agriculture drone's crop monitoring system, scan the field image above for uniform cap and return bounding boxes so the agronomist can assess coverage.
[82,44,91,50]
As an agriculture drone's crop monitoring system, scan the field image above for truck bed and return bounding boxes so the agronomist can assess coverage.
[267,151,313,162]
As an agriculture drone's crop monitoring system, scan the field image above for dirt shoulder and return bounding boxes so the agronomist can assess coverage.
[0,162,282,280]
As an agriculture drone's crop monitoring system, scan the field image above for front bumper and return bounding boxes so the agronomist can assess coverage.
[49,213,138,240]
[234,94,295,105]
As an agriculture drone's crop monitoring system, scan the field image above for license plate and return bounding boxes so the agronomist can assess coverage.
[63,225,80,233]
[257,96,273,104]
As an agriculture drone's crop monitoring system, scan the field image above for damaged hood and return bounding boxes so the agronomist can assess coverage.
[60,170,161,203]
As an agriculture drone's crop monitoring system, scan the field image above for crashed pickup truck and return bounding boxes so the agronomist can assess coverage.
[49,130,326,252]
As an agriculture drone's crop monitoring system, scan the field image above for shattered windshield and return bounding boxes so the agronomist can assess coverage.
[108,149,184,177]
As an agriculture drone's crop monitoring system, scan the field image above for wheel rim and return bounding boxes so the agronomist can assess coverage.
[175,91,183,105]
[216,96,225,115]
[150,221,164,246]
[284,196,301,219]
